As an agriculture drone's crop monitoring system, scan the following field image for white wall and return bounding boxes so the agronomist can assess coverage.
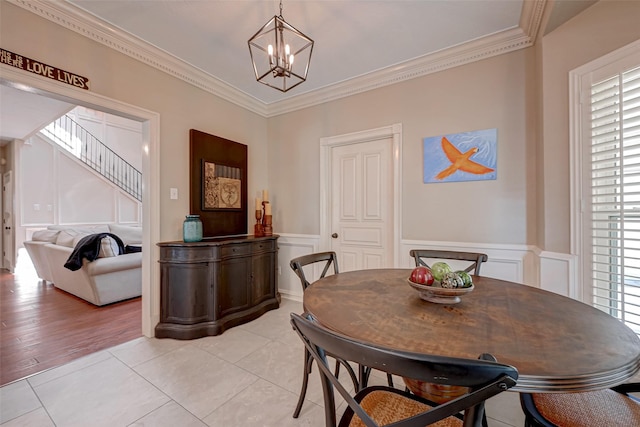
[68,106,143,171]
[17,133,141,248]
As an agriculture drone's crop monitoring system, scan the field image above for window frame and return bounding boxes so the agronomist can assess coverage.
[570,39,640,325]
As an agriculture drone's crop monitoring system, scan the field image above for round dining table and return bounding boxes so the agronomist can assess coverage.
[302,269,640,393]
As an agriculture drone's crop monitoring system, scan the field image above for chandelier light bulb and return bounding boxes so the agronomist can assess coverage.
[268,45,273,56]
[285,44,290,55]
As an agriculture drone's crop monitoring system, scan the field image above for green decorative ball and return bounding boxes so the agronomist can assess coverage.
[431,262,452,282]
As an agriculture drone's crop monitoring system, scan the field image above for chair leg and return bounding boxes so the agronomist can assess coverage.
[386,373,394,388]
[293,348,313,418]
[358,365,372,390]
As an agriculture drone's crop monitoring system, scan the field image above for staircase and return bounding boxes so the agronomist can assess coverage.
[40,114,142,201]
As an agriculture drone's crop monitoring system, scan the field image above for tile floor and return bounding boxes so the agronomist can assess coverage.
[0,298,525,427]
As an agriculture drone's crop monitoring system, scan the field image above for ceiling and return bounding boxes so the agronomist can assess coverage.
[68,0,528,105]
[1,0,597,142]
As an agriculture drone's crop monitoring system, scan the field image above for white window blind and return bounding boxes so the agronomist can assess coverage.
[590,64,640,334]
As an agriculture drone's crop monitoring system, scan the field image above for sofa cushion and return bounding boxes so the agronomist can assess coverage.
[98,236,120,258]
[56,229,90,248]
[31,229,60,243]
[108,224,142,246]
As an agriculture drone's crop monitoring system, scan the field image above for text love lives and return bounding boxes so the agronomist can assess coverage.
[1,48,89,90]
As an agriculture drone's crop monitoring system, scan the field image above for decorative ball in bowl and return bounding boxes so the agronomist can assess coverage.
[407,268,473,304]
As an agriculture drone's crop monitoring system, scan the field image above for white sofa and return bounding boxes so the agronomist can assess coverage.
[24,224,142,306]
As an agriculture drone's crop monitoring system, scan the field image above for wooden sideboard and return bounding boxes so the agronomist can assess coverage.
[155,235,280,339]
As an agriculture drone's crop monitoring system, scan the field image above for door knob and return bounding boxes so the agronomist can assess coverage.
[331,233,338,238]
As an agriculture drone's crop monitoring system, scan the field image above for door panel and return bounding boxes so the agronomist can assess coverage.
[331,139,392,271]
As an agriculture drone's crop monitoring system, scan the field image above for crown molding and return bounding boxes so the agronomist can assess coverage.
[7,0,269,117]
[8,0,547,118]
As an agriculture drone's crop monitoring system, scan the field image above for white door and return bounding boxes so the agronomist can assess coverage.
[330,138,393,271]
[3,171,14,272]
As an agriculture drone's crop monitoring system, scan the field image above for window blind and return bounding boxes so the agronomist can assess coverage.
[590,65,640,333]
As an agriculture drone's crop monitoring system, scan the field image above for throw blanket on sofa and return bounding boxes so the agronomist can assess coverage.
[64,233,125,271]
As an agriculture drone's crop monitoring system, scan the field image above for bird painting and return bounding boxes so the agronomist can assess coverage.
[423,129,497,183]
[435,136,494,180]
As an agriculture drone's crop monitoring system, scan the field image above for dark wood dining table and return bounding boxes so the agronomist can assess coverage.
[302,268,640,393]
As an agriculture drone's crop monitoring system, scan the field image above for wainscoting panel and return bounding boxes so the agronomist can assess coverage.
[277,234,578,302]
[276,234,321,301]
[400,240,536,285]
[538,250,578,299]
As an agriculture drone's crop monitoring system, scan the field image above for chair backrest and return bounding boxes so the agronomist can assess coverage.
[290,251,339,290]
[409,249,488,275]
[290,312,518,427]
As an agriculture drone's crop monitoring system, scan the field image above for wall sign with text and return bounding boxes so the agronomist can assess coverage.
[0,48,89,90]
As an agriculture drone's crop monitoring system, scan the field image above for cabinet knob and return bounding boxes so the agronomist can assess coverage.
[331,233,338,238]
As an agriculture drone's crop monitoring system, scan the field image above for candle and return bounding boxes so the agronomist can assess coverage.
[262,189,269,202]
[265,202,272,215]
[255,198,262,211]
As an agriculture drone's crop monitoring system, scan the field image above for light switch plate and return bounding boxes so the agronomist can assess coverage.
[170,188,178,200]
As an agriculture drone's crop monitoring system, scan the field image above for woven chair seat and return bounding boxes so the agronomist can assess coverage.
[348,389,462,427]
[531,389,640,426]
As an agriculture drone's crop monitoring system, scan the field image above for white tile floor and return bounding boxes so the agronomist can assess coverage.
[0,298,525,427]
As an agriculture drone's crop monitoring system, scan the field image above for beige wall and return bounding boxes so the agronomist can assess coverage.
[3,0,640,256]
[269,48,538,245]
[0,1,269,242]
[540,0,640,253]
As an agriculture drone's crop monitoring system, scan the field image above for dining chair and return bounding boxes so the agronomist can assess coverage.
[290,312,518,427]
[408,249,490,426]
[290,252,395,418]
[290,252,359,418]
[519,384,640,426]
[409,249,488,275]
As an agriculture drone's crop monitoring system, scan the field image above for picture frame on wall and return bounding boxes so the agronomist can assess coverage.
[423,128,497,184]
[190,129,248,237]
[202,160,242,210]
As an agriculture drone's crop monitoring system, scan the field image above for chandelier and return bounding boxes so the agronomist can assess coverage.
[248,0,314,92]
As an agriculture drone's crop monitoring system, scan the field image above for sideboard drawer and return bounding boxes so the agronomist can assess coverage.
[252,239,276,253]
[221,244,251,258]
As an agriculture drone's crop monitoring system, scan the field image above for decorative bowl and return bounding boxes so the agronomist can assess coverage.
[407,279,474,304]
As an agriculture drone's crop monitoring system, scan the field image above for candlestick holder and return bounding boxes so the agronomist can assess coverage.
[254,209,264,237]
[263,214,273,236]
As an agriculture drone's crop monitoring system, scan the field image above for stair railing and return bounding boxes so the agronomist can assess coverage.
[40,115,142,202]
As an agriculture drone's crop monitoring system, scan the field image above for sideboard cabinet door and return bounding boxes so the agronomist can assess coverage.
[160,261,213,325]
[218,251,252,319]
[251,240,277,305]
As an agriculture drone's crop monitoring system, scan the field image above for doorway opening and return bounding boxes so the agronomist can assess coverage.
[0,68,159,382]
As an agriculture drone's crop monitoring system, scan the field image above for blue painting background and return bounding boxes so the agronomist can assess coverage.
[423,128,497,183]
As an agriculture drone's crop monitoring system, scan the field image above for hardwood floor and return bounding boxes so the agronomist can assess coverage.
[0,251,142,386]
